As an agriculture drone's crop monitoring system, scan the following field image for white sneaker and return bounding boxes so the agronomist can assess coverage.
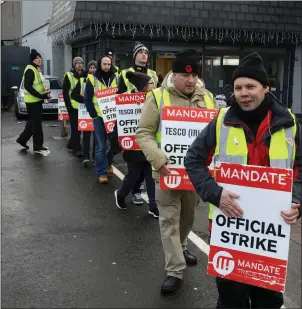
[132,193,144,205]
[34,149,50,156]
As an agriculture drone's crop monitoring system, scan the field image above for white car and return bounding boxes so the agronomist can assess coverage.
[14,74,62,119]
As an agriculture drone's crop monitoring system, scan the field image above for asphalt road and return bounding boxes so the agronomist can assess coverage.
[1,110,301,308]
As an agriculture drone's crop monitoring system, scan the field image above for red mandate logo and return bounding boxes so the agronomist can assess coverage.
[212,251,235,276]
[59,114,63,121]
[106,121,115,133]
[121,137,134,149]
[163,170,182,189]
[79,120,88,129]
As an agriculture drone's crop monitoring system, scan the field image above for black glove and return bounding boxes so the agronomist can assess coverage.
[41,93,49,99]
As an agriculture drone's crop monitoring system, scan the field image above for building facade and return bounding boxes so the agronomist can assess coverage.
[21,1,54,75]
[48,1,302,113]
[1,1,22,45]
[1,1,54,75]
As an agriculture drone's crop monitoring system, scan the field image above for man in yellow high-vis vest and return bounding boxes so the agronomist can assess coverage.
[117,41,158,94]
[136,49,217,294]
[84,55,119,184]
[185,52,302,308]
[16,49,50,155]
[71,60,97,166]
[62,56,84,156]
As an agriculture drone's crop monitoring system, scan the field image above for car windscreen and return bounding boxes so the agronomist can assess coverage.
[47,78,62,89]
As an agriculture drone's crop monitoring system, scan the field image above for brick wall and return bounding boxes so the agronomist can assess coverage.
[72,1,302,32]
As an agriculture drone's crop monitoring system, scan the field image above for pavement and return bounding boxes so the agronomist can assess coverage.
[1,110,301,308]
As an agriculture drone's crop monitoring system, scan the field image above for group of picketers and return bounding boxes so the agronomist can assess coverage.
[16,43,301,308]
[62,42,161,218]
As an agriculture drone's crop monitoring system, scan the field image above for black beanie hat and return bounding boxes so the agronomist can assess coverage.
[105,49,114,58]
[30,49,41,62]
[172,49,201,75]
[126,71,151,92]
[232,52,269,86]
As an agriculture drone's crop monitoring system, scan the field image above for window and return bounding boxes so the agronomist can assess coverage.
[46,78,62,89]
[47,60,51,75]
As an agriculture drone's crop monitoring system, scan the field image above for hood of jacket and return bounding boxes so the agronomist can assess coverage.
[160,71,209,107]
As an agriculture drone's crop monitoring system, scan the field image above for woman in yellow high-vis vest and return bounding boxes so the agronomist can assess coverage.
[16,49,50,155]
[114,71,159,217]
[84,55,119,184]
[185,52,301,308]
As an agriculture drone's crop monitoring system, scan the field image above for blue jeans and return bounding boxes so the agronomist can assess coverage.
[93,117,112,177]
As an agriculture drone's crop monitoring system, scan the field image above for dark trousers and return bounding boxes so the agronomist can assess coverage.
[18,102,43,150]
[216,277,283,308]
[67,107,91,157]
[118,161,156,208]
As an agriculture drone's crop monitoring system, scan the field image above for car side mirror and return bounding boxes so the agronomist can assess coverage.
[11,86,18,90]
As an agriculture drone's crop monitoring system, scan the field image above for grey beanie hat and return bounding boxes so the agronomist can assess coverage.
[73,56,84,67]
[88,60,97,68]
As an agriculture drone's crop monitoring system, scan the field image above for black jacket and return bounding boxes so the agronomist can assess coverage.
[24,63,48,102]
[62,69,83,109]
[110,86,148,163]
[184,94,302,218]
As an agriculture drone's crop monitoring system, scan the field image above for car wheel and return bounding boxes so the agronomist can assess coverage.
[15,104,23,120]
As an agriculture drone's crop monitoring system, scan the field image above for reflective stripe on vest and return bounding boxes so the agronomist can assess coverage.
[121,68,158,93]
[65,72,80,109]
[87,73,118,117]
[208,107,297,220]
[80,78,86,95]
[23,65,46,103]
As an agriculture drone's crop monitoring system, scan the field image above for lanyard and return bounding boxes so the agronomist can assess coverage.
[101,77,110,88]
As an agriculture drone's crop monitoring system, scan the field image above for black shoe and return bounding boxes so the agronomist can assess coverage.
[161,276,182,294]
[114,190,127,210]
[72,150,83,157]
[148,207,159,218]
[183,250,197,265]
[16,138,29,150]
[83,157,90,166]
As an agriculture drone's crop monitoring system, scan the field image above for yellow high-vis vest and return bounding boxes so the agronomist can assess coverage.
[23,65,47,103]
[87,73,118,117]
[80,77,86,96]
[151,87,216,171]
[208,107,297,220]
[64,72,80,109]
[121,68,158,93]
